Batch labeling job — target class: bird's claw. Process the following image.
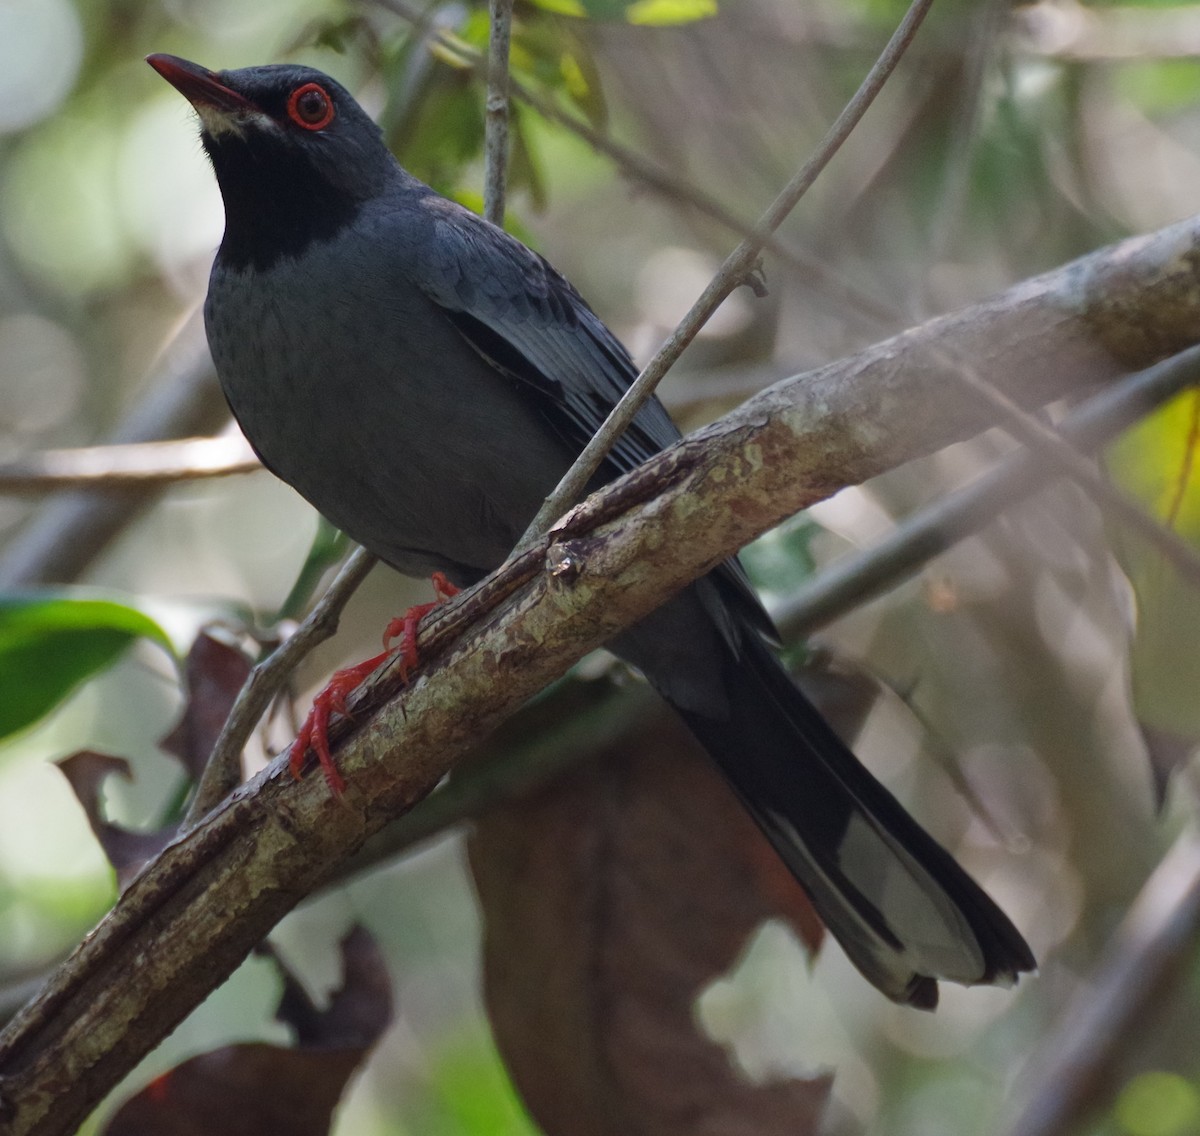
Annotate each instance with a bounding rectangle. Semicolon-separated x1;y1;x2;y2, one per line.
288;573;461;794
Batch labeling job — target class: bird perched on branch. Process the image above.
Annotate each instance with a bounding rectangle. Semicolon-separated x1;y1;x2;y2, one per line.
149;53;1034;1008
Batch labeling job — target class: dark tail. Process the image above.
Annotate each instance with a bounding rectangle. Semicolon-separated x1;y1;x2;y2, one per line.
676;633;1035;1009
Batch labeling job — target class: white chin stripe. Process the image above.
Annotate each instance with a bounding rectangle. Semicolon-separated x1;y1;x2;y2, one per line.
197;104;275;139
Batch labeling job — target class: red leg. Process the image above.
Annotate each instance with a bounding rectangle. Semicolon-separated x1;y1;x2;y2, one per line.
288;573;461;793
430;571;460;602
382;571;460;680
287;648;390;794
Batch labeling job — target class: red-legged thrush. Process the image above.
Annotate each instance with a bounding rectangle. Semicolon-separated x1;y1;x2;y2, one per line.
148;54;1035;1008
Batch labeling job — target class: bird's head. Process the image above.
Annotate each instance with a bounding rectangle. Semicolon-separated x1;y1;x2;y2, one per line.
148;55;399;269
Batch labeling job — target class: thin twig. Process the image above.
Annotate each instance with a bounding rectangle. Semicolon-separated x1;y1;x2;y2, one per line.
183;545;379;826
0;435;259;493
0;314;229;587
517;0;937;545
951;356;1200;590
483;0;514;225
926;0;1008;272
1002;827;1200;1136
776;344;1200;639
370;0;899;329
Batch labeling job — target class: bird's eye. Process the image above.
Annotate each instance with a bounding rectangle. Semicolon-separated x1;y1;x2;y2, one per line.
287;83;334;131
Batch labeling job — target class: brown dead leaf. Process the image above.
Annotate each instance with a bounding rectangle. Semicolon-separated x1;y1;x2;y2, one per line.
160;631;253;779
56;632;254;886
56;751;173;887
102;926;392;1136
272;925;394;1048
469;703;830;1136
101;1045;364;1136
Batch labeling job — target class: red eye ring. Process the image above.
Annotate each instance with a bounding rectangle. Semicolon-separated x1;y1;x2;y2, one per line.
287;82;334;131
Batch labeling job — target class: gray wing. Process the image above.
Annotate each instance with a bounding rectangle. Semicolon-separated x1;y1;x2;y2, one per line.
408;196;775;637
412;197;679;473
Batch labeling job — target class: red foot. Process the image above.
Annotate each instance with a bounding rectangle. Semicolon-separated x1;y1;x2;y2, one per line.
287;649;389;794
287;572;461;794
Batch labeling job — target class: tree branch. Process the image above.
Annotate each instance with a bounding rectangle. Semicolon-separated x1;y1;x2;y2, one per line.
1001;827;1200;1136
2;215;1200;1135
776;344;1200;639
0;313;229;588
483;0;513;226
0;435;258;493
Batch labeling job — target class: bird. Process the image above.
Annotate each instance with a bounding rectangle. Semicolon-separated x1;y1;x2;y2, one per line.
148;53;1035;1009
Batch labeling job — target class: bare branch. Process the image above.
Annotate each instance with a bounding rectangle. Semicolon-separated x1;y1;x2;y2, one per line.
483;0;514;225
1001;828;1200;1136
0;435;258;493
2;216;1200;1135
0;314;228;588
776;344;1200;639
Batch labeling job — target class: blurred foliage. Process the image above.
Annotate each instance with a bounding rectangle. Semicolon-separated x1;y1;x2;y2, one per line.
529;0;718;23
1109;391;1200;744
408;1032;542;1136
1114;1071;1200;1136
0;593;171;741
2;0;1200;1133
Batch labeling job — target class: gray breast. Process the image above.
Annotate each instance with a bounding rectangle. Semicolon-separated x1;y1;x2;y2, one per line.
204;233;575;579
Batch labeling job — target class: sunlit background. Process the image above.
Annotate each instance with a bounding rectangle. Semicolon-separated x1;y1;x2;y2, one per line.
2;0;1200;1133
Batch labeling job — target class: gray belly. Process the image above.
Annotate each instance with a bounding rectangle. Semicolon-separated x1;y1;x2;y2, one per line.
205;257;575;580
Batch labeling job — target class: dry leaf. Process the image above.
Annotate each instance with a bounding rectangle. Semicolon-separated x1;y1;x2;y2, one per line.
56;751;172;887
56;632;254;885
469;702;830;1136
160;632;253;779
103;926;392;1136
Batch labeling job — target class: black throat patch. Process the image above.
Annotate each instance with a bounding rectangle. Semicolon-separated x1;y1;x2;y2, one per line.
206;129;364;273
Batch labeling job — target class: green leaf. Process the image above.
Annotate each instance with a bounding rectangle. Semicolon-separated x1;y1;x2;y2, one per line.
625;0;717;25
0;593;173;741
1107;390;1200;741
527;0;716;22
528;0;588;15
275;519;351;623
1115;1071;1200;1136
